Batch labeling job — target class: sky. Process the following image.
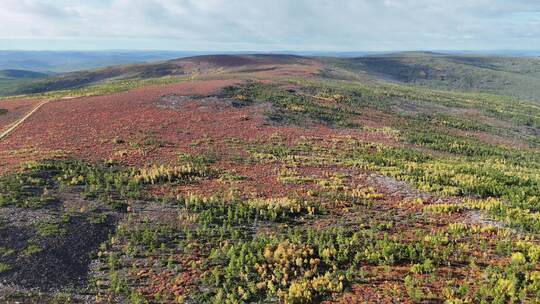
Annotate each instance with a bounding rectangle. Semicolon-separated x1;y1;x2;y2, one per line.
1;0;540;51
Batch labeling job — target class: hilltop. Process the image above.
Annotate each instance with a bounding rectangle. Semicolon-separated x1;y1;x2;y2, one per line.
2;54;317;96
4;52;540;104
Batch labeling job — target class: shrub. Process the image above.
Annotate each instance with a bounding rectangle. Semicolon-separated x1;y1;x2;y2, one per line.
247;197;316;219
133;163;211;184
0;262;12;273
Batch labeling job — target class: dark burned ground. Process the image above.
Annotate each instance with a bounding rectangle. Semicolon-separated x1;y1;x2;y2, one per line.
0;214;116;290
156;93;254;112
0;169;120;302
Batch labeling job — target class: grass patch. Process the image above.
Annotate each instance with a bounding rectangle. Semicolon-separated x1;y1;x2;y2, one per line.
0;262;12;273
36;221;66;238
22;244;42;256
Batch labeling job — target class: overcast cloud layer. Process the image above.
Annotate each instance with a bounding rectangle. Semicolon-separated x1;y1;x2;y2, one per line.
1;0;539;51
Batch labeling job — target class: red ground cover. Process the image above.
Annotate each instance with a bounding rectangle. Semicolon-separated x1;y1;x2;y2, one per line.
0;77;398;178
0;99;41;132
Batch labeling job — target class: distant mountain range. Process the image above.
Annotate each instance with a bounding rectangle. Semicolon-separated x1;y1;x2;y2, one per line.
0;51;209;73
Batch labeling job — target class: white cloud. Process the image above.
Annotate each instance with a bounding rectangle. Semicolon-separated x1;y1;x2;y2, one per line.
0;0;539;50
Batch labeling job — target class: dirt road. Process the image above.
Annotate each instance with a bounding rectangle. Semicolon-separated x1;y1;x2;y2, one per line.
0;99;50;141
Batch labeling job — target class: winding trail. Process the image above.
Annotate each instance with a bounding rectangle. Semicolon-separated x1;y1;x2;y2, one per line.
0;99;50;141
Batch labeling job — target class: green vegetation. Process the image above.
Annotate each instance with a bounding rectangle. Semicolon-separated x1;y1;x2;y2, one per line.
1;55;540;302
0;168;57;208
0;152;215;210
36;221;66;238
21;244;42;257
0;262;12;273
329;53;540;102
202;226;471;303
92;183;540;303
223;80;540;147
251;135;540;234
0;69;48;96
221;82;361;128
7;76;190;100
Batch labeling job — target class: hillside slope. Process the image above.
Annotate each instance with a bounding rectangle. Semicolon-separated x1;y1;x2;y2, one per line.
4;52;540;104
331;52;540;101
1;52;540;302
0;69;49;97
0;69;48;80
2;54;316;96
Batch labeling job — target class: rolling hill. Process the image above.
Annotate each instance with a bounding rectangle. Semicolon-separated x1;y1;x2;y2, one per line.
0;69;48;80
4;52;540;104
0;69;49;97
0;54;316;96
330;52;540;102
0;53;539;303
